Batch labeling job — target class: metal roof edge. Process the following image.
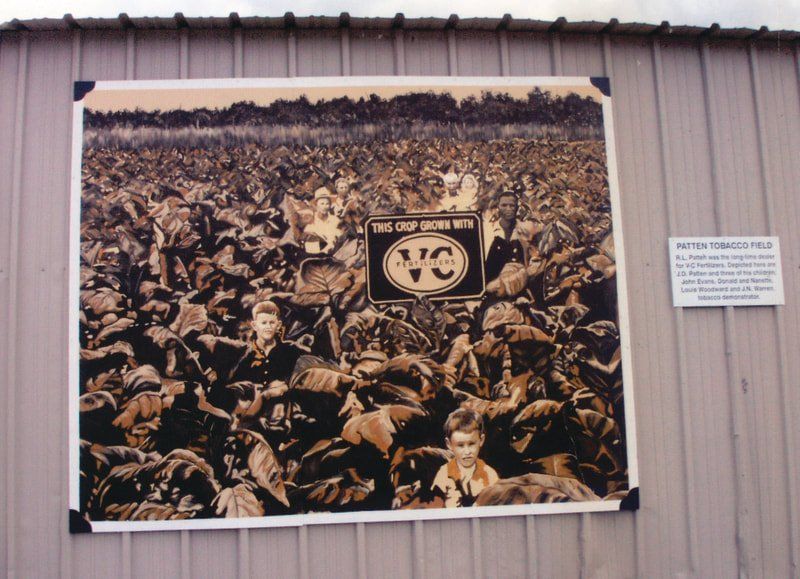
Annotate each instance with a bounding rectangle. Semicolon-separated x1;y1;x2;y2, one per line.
1;13;798;42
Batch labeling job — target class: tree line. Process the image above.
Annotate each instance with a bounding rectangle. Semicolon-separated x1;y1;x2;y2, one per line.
85;89;603;131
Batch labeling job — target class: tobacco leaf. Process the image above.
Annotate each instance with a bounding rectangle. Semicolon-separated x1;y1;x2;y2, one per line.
212;484;265;518
91;317;135;347
123;364;162;394
79;134;625;516
292;468;375;510
481;301;525;332
475;473;599;505
80;287;124;316
486;262;528;297
291;366;361;396
341;405;427;458
291;257;353;307
80;341;135;361
229;429;289;507
169;303;209;337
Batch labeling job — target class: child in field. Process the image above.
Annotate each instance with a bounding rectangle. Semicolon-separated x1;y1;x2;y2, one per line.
432;408;499;507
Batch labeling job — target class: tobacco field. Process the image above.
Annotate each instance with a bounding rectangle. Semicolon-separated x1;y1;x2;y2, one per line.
78;97;630;522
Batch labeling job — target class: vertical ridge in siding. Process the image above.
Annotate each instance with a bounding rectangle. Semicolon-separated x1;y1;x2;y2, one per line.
412;519;425;578
478;516;527;578
455;30;502;76
764;43;800;578
421;519;473;578
1;34;25;579
134;31;180;79
651;36;699;574
661;38;737;578
749;42;798;577
61;30;81;579
361;522;415;577
15;33;72;579
80;30;127;80
403;30;448;76
558;33;604;75
188;29;234;79
700;39;761;578
349;30;395;76
611;36;693;578
243;30;289;78
297;29;341;77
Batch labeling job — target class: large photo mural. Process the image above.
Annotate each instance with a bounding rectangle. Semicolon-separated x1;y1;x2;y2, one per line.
69;77;638;532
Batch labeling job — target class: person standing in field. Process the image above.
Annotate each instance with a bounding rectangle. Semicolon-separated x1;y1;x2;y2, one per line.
302;186;343;254
332;177;351;217
438;171;480;212
432;408;499;507
482;190;530;282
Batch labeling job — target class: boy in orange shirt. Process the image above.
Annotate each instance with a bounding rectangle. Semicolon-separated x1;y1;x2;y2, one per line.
432;408;499;507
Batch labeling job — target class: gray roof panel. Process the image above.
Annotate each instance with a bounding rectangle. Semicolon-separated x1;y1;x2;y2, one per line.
1;13;798;40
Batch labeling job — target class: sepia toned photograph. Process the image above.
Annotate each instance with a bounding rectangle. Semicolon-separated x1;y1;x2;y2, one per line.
69;77;638;532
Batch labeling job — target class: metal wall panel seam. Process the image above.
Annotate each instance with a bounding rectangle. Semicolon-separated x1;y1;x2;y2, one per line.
341;27;351;76
355;523;367;579
412;519;425;578
234;28;243;78
578;513;589;578
180;530;190;579
238;528;250;579
288;29;297;78
601;35;612;79
120;533;131;579
447;28;457;75
628;42;664;576
298;525;309;579
498;29;510;76
747;42;799;575
61;30;81;579
603;34;642;579
470;517;482;579
550;32;562;76
4;34;27;579
525;514;538;578
700;39;755;577
125;29;135;81
393;29;405;75
179;29;188;79
651;37;699;575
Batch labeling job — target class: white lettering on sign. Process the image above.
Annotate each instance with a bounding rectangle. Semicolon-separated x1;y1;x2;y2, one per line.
669;236;784;307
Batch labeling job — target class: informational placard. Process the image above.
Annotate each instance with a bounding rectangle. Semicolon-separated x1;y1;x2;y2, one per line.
669;237;784;307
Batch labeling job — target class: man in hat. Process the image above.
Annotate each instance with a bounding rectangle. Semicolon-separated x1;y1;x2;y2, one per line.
303;186;343;254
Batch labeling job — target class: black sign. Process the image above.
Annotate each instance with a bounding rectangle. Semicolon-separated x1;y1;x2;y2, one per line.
365;212;485;304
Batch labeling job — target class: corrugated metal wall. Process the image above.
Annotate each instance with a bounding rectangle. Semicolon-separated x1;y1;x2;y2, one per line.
1;20;799;578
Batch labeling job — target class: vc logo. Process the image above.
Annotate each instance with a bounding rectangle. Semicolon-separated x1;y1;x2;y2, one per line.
383;233;468;294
